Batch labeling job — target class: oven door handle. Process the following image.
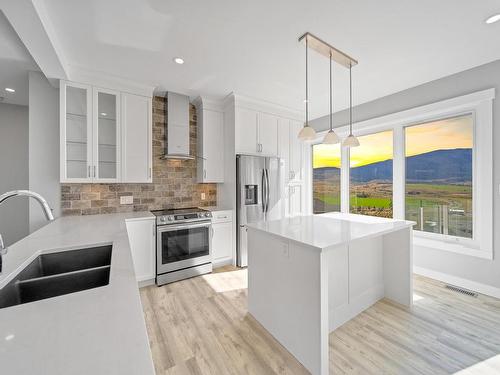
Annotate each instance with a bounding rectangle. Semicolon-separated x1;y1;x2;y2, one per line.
157;221;212;233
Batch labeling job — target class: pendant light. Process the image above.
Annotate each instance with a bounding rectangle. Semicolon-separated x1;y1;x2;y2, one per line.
323;51;340;144
342;63;360;147
298;36;316;141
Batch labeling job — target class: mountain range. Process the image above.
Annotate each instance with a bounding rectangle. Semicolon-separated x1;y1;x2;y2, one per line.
313;148;472;183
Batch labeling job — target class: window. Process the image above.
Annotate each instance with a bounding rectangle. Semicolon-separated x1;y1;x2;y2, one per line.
405;114;473;239
312;143;341;214
307;88;493;259
350;130;393;218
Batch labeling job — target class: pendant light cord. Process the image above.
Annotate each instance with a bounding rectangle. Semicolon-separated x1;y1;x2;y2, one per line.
349;63;353;135
329;51;333;132
305;37;309;126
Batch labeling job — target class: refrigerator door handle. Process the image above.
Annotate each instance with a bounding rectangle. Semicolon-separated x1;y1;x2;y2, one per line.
261;169;266;213
265;168;270;213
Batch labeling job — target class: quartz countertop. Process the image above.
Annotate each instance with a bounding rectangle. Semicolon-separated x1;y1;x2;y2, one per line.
202;205;233;212
0;212;155;375
247;212;415;250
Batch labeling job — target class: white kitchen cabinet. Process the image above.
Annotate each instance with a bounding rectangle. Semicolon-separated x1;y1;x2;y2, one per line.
278;118;303;186
278;118;290;179
235;107;278;156
235;107;258;154
121;93;152;183
126;217;156;284
289;184;303;217
60;80;152;183
289;120;303;183
195;98;224;183
211;210;233;266
60;81;93;182
93;87;121;182
258;112;279;156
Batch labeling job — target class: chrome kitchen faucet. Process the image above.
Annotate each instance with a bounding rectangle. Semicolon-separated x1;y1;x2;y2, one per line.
0;190;55;273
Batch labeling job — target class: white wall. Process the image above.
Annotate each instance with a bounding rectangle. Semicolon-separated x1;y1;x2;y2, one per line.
28;71;60;232
310;59;500;293
0;102;29;246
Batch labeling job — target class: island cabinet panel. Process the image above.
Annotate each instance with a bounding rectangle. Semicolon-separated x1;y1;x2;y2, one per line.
126;217;156;284
246;213;414;375
327;237;385;331
247;228;329;375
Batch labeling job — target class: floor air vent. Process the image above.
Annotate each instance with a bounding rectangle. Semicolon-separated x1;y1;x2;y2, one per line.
445;284;478;297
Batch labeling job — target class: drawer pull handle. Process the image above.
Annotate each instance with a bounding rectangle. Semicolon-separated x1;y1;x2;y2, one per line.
217;215;228;219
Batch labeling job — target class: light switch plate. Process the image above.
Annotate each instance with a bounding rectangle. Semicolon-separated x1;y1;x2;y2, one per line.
201;192;206;200
120;195;133;205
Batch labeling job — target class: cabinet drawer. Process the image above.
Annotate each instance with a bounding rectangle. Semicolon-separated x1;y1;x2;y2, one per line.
211;210;233;223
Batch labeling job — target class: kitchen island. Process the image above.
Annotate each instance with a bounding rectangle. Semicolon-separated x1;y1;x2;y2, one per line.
0;212;155;375
247;212;415;375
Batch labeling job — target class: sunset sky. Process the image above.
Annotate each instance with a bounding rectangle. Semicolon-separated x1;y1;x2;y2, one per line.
313;114;473;169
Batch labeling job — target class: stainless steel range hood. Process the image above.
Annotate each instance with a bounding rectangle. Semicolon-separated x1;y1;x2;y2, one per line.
161;92;194;160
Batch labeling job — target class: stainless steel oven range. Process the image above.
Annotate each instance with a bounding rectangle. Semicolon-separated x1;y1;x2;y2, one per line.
152;208;213;285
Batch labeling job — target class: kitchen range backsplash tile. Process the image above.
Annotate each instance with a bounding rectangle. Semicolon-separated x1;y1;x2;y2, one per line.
61;97;217;216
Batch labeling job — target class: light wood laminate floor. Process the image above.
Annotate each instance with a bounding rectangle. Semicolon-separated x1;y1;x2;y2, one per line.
140;267;500;374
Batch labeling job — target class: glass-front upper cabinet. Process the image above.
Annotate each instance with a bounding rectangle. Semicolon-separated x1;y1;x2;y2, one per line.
60;81;93;182
60;82;121;182
93;88;120;182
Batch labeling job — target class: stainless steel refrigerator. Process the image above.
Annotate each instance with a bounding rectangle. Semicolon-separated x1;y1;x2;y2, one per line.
236;155;281;267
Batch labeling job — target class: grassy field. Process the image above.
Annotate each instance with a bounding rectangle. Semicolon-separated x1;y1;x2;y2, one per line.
314;181;472;236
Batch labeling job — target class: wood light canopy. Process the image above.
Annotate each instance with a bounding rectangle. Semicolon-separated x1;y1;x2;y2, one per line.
298;32;358;69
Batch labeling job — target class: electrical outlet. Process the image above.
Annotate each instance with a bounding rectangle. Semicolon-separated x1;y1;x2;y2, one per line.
201;192;206;200
120;195;133;205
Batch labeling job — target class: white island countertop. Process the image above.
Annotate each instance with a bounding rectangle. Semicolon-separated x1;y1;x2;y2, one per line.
0;212;155;375
247;212;415;250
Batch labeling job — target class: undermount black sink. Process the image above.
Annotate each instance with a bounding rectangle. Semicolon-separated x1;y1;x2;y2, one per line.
0;245;112;309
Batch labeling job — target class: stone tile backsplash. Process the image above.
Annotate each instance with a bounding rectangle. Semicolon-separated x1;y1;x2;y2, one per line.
61;96;217;216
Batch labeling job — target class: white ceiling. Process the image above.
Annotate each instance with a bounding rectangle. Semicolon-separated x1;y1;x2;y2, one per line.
38;0;500;119
0;10;39;106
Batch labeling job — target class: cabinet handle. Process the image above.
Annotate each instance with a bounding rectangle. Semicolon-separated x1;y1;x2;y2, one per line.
204;169;207;179
88;165;91;178
149;167;152;179
93;165;96;178
217;215;227;219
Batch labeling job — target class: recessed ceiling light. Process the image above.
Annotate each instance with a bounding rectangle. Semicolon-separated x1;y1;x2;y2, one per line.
173;57;185;65
485;14;500;24
5;88;15;93
100;112;107;116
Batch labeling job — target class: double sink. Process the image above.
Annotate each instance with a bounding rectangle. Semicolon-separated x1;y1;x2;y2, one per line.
0;245;112;309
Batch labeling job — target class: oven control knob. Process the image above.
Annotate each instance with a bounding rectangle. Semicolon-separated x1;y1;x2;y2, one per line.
159;217;166;223
168;216;174;221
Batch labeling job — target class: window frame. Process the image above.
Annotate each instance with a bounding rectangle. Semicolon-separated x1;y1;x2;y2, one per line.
306;88;494;259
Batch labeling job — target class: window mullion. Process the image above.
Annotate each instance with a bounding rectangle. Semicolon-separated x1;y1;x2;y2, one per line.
393;126;405;220
341;145;350;213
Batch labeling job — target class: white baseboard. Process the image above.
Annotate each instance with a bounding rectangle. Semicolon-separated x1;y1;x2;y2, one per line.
414;266;500;299
138;278;155;288
212;258;233;268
